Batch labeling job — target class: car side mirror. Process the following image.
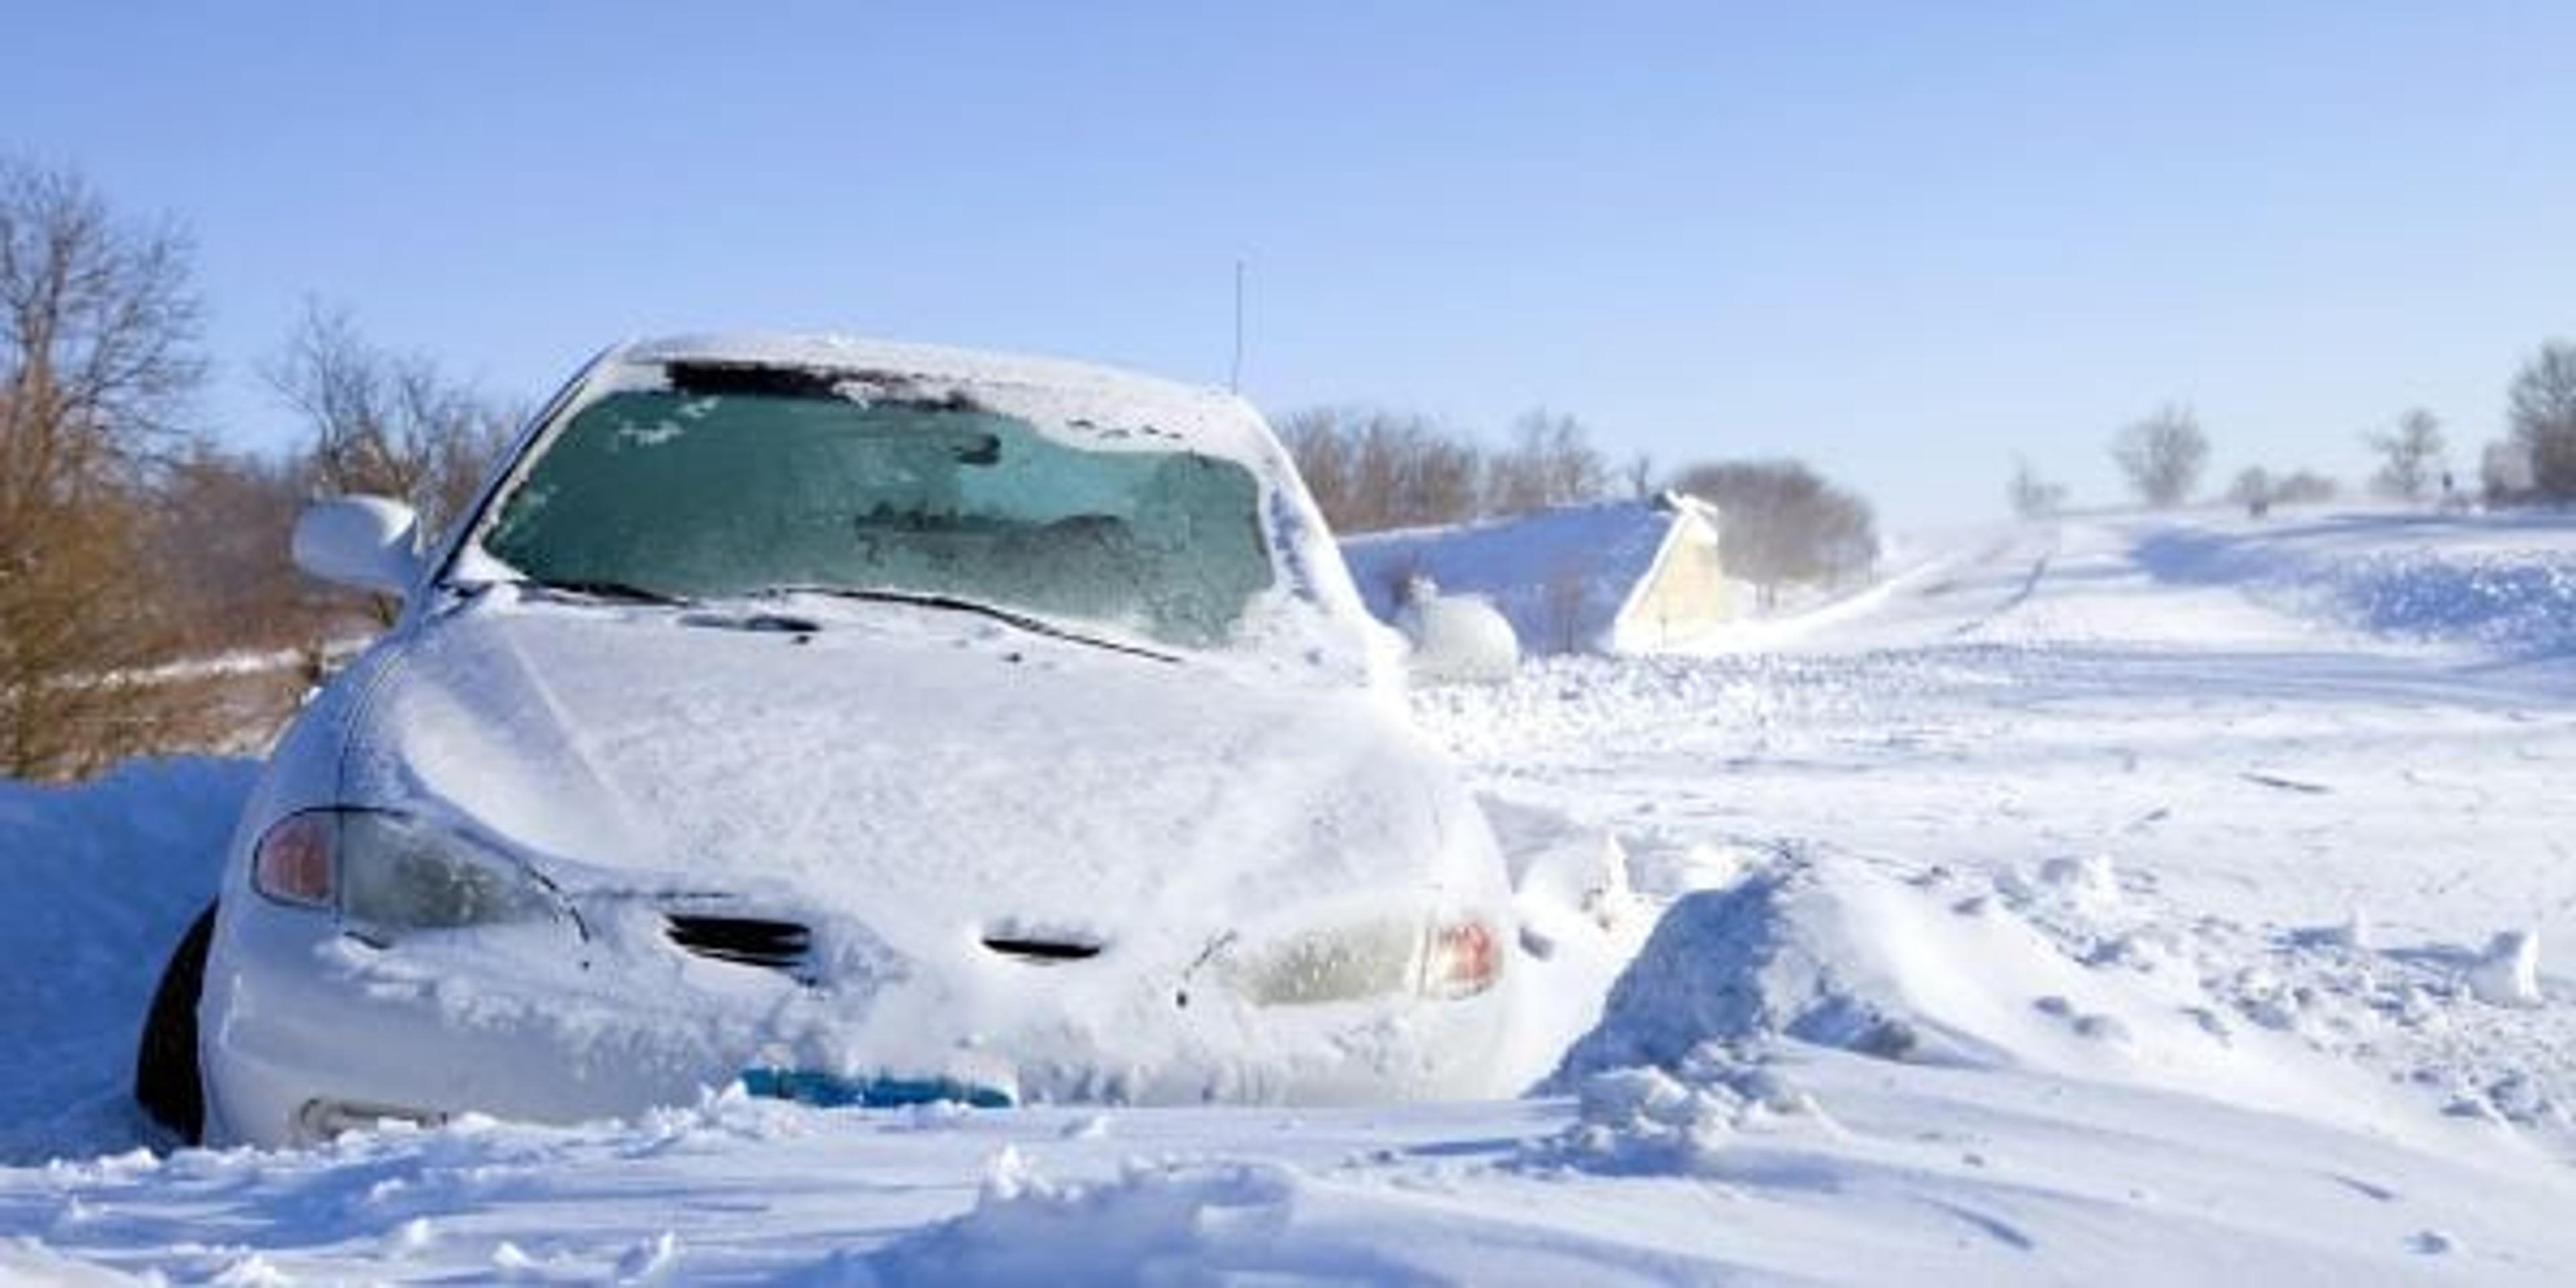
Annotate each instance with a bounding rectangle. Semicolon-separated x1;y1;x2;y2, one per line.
1401;594;1521;684
292;496;425;598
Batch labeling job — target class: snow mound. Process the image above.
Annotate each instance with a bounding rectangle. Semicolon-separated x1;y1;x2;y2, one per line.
2467;930;2544;1008
1548;851;2432;1135
1551;1065;1736;1175
854;1155;1324;1285
1549;855;2177;1084
1519;1050;1831;1178
1547;866;1925;1081
0;758;256;1163
1396;591;1521;684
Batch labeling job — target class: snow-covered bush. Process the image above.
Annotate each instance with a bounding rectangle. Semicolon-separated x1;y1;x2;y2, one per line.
1397;590;1520;684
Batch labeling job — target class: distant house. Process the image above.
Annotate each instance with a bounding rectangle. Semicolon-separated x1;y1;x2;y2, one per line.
1339;493;1741;655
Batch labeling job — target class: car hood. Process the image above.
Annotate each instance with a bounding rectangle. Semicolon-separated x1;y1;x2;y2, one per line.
337;592;1486;961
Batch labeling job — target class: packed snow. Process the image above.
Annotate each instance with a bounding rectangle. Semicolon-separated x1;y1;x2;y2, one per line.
7;505;2576;1282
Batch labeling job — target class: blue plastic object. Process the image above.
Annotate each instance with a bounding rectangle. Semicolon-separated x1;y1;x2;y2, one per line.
738;1067;1015;1110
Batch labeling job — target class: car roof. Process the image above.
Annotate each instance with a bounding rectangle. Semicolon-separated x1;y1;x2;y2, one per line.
606;333;1278;464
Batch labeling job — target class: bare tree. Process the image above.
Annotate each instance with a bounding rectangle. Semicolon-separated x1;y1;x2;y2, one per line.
1277;405;1487;533
1283;402;1620;533
1538;560;1593;653
1670;458;1878;608
2008;457;2068;519
2507;341;2576;500
1386;417;1484;528
1278;406;1354;519
2227;466;2273;517
1344;411;1480;531
2224;464;2336;517
2363;408;2446;500
2270;470;2338;505
2482;438;2534;504
2110;405;2208;508
1621;452;1656;500
267;300;517;539
150;443;319;653
1485;409;1609;517
0;158;207;779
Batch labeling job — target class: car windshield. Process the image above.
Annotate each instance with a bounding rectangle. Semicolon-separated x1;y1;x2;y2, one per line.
478;386;1275;649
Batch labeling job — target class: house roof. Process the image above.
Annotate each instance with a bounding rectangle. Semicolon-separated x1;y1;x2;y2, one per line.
1338;494;1717;652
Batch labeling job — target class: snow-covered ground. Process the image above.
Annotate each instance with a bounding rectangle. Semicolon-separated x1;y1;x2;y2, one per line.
7;506;2576;1283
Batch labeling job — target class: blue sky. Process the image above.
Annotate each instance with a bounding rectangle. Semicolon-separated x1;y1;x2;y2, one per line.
13;1;2576;526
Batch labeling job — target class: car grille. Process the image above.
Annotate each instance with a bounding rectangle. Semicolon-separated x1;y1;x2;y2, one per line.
665;914;814;977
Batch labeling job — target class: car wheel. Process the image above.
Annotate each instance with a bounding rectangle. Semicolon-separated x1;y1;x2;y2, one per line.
134;902;217;1145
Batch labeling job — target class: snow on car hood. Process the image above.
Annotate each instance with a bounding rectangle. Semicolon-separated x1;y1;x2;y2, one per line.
337;591;1487;963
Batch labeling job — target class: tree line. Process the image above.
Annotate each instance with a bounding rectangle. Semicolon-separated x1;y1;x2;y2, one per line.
2013;355;2576;519
1;158;515;779
1278;405;1617;533
1281;405;1879;605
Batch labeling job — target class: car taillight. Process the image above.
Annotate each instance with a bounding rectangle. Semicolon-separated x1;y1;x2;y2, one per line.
1419;916;1501;999
252;813;336;908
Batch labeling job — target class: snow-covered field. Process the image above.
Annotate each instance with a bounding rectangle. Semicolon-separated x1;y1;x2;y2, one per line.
7;506;2576;1283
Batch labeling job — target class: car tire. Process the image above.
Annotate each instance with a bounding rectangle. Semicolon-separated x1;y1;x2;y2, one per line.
134;902;217;1145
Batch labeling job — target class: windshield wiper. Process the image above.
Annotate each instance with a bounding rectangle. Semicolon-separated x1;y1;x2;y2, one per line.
754;585;1177;663
518;578;696;606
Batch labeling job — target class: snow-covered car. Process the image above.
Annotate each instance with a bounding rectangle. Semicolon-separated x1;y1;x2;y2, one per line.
133;335;1517;1147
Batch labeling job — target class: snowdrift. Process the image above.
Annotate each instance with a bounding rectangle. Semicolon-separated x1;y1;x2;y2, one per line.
0;758;253;1165
2135;510;2576;660
1548;851;2446;1142
9;510;2576;1280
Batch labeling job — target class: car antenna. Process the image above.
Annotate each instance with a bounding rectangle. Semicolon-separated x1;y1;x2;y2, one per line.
1230;257;1246;394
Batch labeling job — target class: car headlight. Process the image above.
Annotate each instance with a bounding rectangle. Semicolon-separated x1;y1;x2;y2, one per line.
252;808;561;937
1224;909;1503;1006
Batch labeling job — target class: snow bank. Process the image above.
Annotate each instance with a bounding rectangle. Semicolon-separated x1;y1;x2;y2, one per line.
0;758;255;1163
2134;512;2576;659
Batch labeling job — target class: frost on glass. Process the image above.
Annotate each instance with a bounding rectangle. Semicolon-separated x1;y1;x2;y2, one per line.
483;390;1273;648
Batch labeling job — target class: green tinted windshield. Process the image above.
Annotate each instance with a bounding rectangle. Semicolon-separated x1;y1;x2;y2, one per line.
481;389;1274;648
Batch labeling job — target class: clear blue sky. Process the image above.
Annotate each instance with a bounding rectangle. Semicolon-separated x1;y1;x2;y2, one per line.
13;1;2576;527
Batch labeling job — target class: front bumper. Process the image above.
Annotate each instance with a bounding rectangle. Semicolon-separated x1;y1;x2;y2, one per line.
199;895;1516;1148
201;901;744;1145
